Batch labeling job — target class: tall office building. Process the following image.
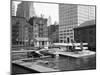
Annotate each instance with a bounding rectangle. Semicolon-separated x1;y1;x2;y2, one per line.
16;1;36;20
12;1;16;16
59;4;95;43
47;16;52;26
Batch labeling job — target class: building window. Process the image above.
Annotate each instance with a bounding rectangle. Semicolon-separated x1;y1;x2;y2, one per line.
64;37;66;38
35;35;37;38
60;34;63;36
67;30;69;32
64;40;66;43
60;37;63;39
67;33;69;35
60;40;63;43
15;22;20;26
64;33;66;35
70;29;73;32
70;33;73;35
77;30;80;36
70;36;73;38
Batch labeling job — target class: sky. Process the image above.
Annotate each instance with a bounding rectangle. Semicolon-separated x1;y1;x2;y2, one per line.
34;3;59;24
13;1;59;24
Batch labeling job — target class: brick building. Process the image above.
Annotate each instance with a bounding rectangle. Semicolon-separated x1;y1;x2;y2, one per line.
12;16;32;46
29;16;50;47
48;25;59;43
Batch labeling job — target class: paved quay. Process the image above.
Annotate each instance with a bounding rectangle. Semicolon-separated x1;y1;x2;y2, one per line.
48;50;96;58
12;60;59;73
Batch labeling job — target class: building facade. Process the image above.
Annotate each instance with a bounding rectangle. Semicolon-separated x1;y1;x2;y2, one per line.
47;16;52;26
12;16;32;46
74;20;96;51
29;16;50;47
48;25;59;43
12;1;16;16
16;1;36;20
59;4;95;43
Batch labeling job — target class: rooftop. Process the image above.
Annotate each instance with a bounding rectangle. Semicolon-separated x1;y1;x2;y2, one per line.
35;37;49;41
76;19;96;28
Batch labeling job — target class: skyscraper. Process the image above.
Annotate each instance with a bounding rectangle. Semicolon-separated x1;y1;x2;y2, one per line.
59;4;95;43
47;16;52;26
16;1;36;20
12;1;16;16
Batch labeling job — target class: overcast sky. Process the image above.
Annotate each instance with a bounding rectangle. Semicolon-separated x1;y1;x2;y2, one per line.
34;2;59;24
13;1;59;24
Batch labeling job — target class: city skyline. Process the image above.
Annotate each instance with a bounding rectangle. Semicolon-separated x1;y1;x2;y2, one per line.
12;1;95;25
12;1;59;24
11;1;96;74
16;1;36;20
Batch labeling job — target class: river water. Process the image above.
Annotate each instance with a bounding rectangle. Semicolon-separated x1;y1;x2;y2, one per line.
37;55;96;71
12;55;96;75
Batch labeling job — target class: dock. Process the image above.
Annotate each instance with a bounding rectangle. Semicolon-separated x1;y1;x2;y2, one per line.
12;50;96;73
49;50;96;58
12;60;59;73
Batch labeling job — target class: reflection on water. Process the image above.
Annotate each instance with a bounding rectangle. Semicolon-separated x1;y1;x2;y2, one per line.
37;56;96;71
22;55;96;71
